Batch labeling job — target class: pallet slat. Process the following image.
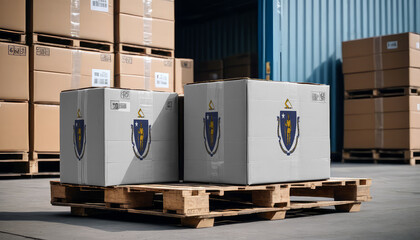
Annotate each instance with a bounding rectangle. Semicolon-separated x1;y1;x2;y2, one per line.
32;33;113;53
0;29;26;44
345;87;420;99
117;43;174;58
343;149;420;165
50;178;371;228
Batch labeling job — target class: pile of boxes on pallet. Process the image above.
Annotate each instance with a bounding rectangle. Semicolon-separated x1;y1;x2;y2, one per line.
0;0;193;176
342;32;420;161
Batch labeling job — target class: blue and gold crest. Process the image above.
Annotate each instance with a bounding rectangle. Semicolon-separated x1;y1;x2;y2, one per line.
131;108;151;160
277;99;300;156
73;109;86;160
203;100;221;157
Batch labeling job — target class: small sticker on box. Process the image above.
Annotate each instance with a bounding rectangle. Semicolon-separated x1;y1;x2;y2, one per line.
92;69;111;87
122;56;132;64
417;104;420;111
312;91;326;102
36;46;50;56
387;41;398;49
155;72;169;88
110;100;130;112
8;45;26;56
417;42;420;49
100;54;112;62
91;0;108;12
120;90;130;99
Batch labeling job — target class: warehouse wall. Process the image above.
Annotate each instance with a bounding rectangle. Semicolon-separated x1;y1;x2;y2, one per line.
261;0;420;153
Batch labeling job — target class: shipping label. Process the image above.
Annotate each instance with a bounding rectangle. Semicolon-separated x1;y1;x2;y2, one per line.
155;72;169;88
122;56;132;64
100;54;112;62
311;91;326;102
36;46;50;56
92;69;111;87
181;61;192;68
110;100;130;112
91;0;108;12
120;90;130;99
8;45;26;56
386;41;398;49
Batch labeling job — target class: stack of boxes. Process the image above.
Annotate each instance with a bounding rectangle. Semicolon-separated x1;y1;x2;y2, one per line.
28;0;114;172
342;32;420;163
0;0;30;175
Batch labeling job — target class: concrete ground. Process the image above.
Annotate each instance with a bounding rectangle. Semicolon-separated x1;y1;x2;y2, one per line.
0;163;419;240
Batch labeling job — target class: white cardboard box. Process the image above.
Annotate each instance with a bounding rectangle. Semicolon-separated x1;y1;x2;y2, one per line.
60;88;178;186
184;79;330;185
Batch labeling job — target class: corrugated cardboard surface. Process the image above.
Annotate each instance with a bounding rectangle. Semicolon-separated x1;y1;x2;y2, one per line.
31;45;114;103
344;129;420;149
175;58;194;95
344;68;420;91
0;42;28;101
31;104;60;152
184;79;330;185
0;0;25;32
117;14;174;50
0;102;29;151
115;53;174;92
344;96;419;115
60;88;178;186
116;0;174;21
32;0;113;42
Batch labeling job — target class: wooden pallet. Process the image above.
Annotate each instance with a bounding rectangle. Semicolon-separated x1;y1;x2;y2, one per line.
117;43;174;58
344;87;420;99
32;33;113;52
50;178;371;228
0;28;26;44
0;152;60;178
343;149;420;166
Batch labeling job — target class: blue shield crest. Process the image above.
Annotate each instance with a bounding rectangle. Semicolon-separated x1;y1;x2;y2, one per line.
277;110;300;156
203;112;221;157
73;119;86;160
131;119;151;160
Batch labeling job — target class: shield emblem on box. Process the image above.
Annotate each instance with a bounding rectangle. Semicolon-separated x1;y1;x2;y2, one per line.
73;110;86;160
131;109;151;160
203;100;221;157
277;99;300;156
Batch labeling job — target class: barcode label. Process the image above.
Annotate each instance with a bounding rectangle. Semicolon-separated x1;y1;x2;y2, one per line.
312;91;326;102
91;0;108;12
110;100;130;112
92;69;111;87
155;72;169;88
387;41;398;49
8;45;26;56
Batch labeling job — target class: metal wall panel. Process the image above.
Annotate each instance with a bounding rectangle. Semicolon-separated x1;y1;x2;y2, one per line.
260;0;420;152
176;9;258;62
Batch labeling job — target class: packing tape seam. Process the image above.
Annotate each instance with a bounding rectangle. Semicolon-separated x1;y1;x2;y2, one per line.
143;0;152;18
71;50;82;89
374;98;384;148
143;0;153;46
70;0;81;38
144;56;151;90
374;70;384;89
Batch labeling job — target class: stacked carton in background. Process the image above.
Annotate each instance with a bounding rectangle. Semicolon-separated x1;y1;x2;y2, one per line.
342;32;420;165
0;0;30;176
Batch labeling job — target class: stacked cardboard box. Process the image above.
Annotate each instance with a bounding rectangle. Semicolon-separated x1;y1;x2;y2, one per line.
223;54;258;79
27;0;115;159
195;60;223;82
342;32;420;152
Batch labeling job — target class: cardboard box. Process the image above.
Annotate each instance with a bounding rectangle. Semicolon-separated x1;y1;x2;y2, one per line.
195;60;223;81
344;68;420;91
31;0;113;43
0;0;26;32
60;88;178;186
344;129;420;149
342;49;420;74
223;54;258;79
31;104;60;152
175;58;194;95
115;53;174;92
31;45;114;104
116;0;174;21
116;14;174;50
342;32;420;58
184;79;330;185
0;102;29;151
0;42;28;101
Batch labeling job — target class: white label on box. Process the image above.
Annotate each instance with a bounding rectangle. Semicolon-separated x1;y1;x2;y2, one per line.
155;72;169;88
92;69;111;87
311;91;326;102
110;100;130;112
387;41;398;49
417;42;420;49
417;104;420;111
91;0;109;12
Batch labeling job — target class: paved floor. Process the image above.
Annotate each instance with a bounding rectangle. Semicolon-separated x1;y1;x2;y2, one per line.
0;163;419;240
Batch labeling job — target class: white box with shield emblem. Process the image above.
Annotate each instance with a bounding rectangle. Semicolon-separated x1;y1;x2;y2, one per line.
60;88;178;186
184;79;330;185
